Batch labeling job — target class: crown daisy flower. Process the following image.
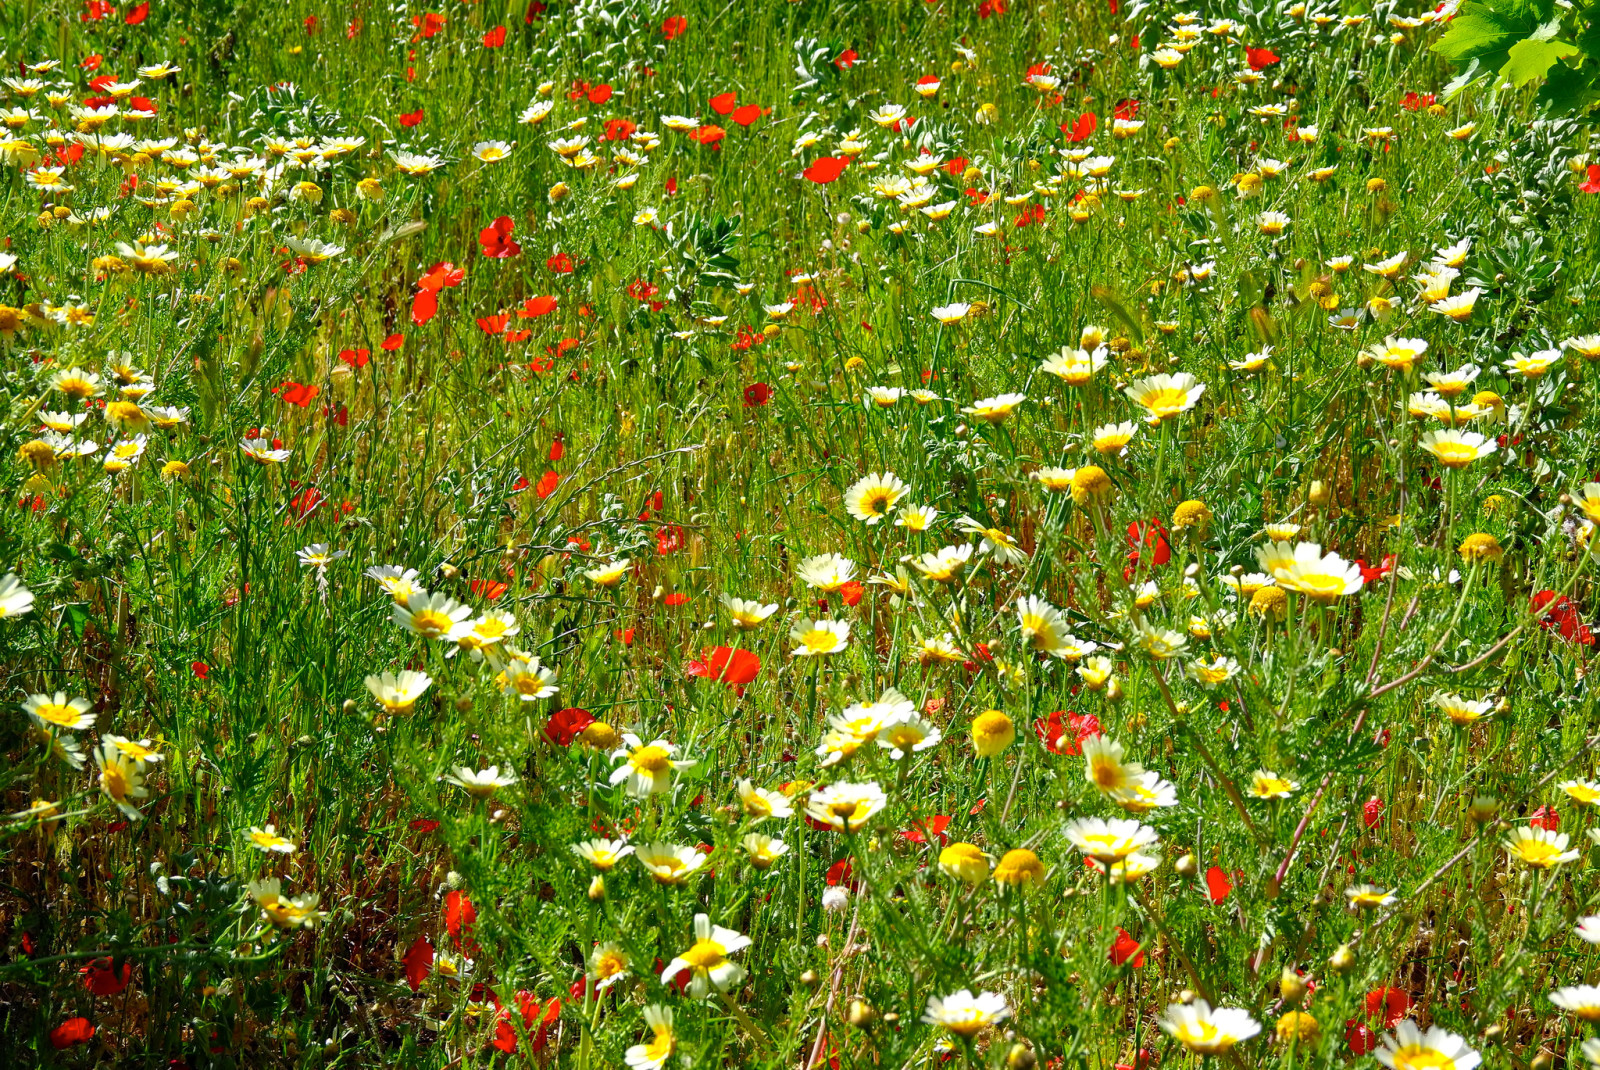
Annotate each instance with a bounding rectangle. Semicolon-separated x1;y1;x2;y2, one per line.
584;558;630;586
1364;336;1428;372
97;737;149;819
570;837;635;870
895;504;939;532
444;766;517;799
1431;691;1493;726
1271;543;1364;602
1108;771;1179;813
662;914;751;998
1550;986;1600;1021
625;1006;676;1070
1124;372;1205;421
499;657;559;701
805;781;888;832
1418;429;1496;468
955;516;1028;564
1040;345;1109;386
1248;770;1299;799
1185;656;1240;689
364;670;433;715
1063;816;1159;863
1503;826;1581;869
610;734;696;797
922;990;1010;1038
1160;1001;1261;1054
393;592;472;639
737;779;794;821
961;393;1026;423
790;618;850;656
1375;1021;1480;1070
844;471;910;524
722;594;778;629
1084;736;1145;792
1345;883;1397;910
1559;779;1600;807
742;834;789;869
1092;421;1140;456
248;825;298;853
796;554;857;592
635;842;710;885
22;692;95;731
910;544;973;582
876;713;942;760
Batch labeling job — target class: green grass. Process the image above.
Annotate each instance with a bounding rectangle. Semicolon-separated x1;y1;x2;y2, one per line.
1;0;1600;1067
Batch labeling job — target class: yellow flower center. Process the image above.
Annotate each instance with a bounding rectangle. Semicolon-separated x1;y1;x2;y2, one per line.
680;938;727;969
631;744;672;774
411;610;454;637
1391;1046;1456;1070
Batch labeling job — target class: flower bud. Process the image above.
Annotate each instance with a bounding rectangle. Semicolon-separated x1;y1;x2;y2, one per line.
588;875;605;900
1007;1043;1037;1070
1328;943;1356;973
847;1000;877;1027
1175;853;1197;876
1279;967;1308;1007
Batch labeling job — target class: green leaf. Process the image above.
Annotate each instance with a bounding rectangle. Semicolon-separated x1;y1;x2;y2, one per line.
1537;61;1600;114
1503;37;1579;86
1432;0;1561;74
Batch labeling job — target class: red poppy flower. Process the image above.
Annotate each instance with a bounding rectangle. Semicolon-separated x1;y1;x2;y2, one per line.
1356;555;1396;583
804;157;849;183
418;261;464;292
710;91;738;115
399;108;424;127
901;814;951;845
1400;92;1436;111
686;646;761;691
477;314;509;336
604;117;637;141
1036;710;1101;755
546;252;575;274
1062;111;1097;143
534;470;560;498
1245;47;1280;69
661;15;688;38
743;382;773;407
443;891;476;945
1582;165;1600;194
338;347;370;368
1114;98;1140;120
275;381;320;408
1346;1020;1378;1055
125;1;149;24
834;49;859;68
479;215;521;258
51;1018;94;1049
191;661;210;679
656;524;686;555
493;992;560;1053
587;83;613;104
471;578;509;601
1109;928;1145;967
1205;865;1232;903
1530;806;1560;831
1363;797;1385;829
409;818;441;832
482;25;506;47
81;957;131;995
1533;590;1596;644
289;486;323;519
1364;987;1411;1027
730;104;764;127
403;935;433;992
382;333;405;351
518;295;558;318
545;707;595;746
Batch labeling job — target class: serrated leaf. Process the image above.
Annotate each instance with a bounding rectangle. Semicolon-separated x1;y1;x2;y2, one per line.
1503;37;1579;86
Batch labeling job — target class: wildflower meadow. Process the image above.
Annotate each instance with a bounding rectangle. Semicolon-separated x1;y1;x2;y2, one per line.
6;0;1600;1066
